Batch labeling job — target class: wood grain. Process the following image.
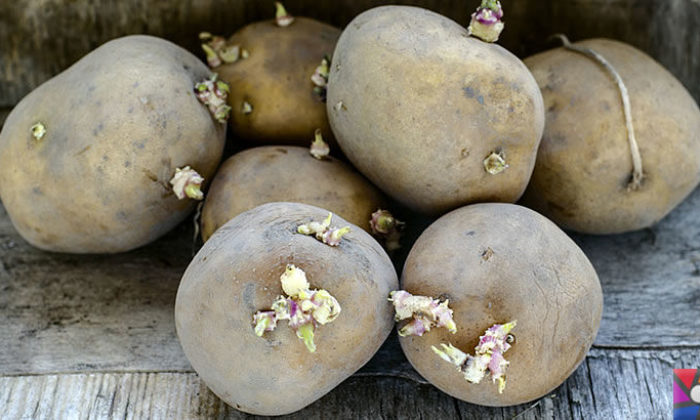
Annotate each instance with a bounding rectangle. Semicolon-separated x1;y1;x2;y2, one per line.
0;129;697;416
3;181;700;376
574;181;700;347
0;347;681;419
1;1;698;417
1;0;699;107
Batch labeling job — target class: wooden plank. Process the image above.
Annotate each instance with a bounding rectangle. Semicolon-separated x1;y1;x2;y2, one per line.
1;0;699;107
0;0;467;107
0;3;696;417
0;203;196;375
0;348;682;419
3;182;700;374
573;180;700;347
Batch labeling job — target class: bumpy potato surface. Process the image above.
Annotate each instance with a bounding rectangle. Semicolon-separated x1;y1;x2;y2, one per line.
200;146;387;241
400;203;602;406
327;6;544;215
218;18;340;146
0;35;225;253
522;39;700;234
176;202;398;415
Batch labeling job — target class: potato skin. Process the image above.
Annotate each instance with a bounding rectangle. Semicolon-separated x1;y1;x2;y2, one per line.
175;202;398;415
400;203;602;406
327;6;544;215
200;146;387;241
0;35;225;253
522;39;700;234
218;18;340;146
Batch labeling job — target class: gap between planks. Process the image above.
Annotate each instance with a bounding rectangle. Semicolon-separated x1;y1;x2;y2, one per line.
0;346;682;420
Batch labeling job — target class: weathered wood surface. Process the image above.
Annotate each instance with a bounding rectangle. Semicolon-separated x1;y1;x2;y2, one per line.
0;183;699;418
3;183;700;375
0;347;682;419
1;1;699;418
1;114;699;415
1;0;699;107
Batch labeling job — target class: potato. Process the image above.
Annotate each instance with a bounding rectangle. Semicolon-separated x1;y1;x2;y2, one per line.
326;6;544;215
208;13;340;146
521;38;700;234
175;202;398;415
200;145;388;241
398;203;602;406
0;35;225;253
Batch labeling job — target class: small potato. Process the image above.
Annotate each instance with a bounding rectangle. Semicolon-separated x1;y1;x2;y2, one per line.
327;6;544;215
399;203;602;406
522;38;700;234
211;16;340;145
0;35;226;253
200;145;387;241
175;202;398;415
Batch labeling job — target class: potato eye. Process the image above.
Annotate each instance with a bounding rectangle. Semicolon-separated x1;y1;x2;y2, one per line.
506;334;515;344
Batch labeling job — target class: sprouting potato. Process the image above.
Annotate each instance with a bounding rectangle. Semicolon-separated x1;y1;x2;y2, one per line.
202;4;340;146
522;38;700;234
327;5;544;215
0;35;226;253
175;202;398;415
200;145;387;241
398;203;602;406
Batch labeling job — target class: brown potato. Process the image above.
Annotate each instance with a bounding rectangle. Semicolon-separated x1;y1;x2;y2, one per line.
0;35;225;253
200;145;387;241
399;203;602;406
175;202;398;415
213;17;340;146
522;38;700;234
327;6;544;215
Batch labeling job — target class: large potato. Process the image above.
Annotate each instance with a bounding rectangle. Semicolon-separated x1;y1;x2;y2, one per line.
175;202;398;415
522;39;700;234
213;16;340;145
399;203;602;406
327;6;544;215
200;145;387;241
0;35;225;253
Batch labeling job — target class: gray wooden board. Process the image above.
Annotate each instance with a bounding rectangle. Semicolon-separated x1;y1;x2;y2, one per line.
1;0;699;106
0;348;683;419
3;183;700;375
0;135;698;418
0;184;699;418
573;189;700;347
2;1;700;415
